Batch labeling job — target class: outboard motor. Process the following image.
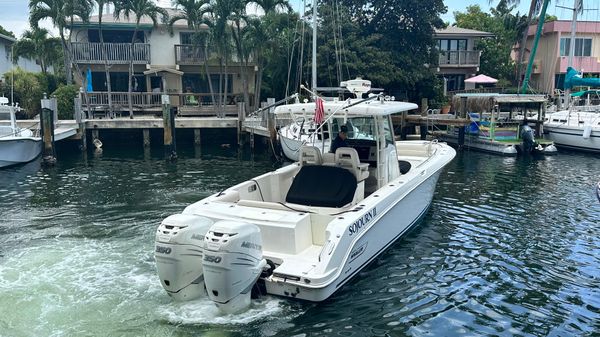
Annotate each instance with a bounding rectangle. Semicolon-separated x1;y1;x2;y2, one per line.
202;221;267;314
155;214;214;301
520;124;537;153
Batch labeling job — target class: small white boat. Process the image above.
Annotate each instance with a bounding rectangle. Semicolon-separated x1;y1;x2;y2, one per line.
0;97;41;168
154;94;456;313
544;109;600;152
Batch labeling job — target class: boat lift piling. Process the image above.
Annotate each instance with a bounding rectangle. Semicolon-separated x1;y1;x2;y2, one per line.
162;95;177;161
420;98;428;140
74;96;87;151
458;96;468;148
40;95;57;165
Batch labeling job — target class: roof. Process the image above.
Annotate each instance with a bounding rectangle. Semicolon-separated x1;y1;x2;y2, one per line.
434;26;494;38
0;33;16;44
454;93;547;103
274;100;418;116
71;8;189;29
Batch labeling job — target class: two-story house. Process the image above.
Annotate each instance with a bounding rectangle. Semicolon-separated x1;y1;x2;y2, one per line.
69;8;255;116
434;26;494;92
520;20;600;94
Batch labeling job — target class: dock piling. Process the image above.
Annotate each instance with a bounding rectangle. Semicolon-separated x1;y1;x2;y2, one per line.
420;98;428;140
143;129;151;147
40;95;57;165
458;96;467;148
162;95;177;161
194;129;201;146
74;96;87;151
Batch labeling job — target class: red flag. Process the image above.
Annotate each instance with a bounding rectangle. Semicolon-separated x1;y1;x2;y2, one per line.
314;97;325;124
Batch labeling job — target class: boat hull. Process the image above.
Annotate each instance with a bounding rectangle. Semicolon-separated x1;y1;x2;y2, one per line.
544;125;600;152
264;168;442;301
0;137;42;168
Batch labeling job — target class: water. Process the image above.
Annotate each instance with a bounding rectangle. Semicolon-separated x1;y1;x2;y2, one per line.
0;145;599;337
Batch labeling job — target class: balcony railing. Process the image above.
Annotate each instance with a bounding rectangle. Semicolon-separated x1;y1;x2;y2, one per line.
175;44;207;65
438;50;480;67
71;42;151;64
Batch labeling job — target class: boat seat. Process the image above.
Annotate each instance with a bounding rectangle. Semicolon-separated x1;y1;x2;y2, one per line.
286;165;357;208
335;147;369;182
299;146;322;165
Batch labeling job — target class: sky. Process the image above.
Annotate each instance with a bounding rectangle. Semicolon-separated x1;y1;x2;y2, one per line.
1;0;591;39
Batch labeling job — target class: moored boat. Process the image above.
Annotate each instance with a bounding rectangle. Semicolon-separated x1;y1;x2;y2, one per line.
154;94;456;313
0;97;41;168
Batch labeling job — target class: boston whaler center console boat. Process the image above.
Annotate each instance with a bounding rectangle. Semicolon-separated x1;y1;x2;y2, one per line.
155;86;456;313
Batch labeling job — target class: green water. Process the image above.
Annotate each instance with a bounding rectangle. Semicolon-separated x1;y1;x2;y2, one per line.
0;144;599;336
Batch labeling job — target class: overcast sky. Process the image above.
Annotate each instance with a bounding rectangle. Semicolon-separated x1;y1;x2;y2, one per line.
1;0;587;39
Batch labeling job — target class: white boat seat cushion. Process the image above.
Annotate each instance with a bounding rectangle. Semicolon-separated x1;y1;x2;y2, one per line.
299;145;322;165
335;147;369;181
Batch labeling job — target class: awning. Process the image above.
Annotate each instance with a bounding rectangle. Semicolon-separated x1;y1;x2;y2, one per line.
464;74;498;84
143;67;184;76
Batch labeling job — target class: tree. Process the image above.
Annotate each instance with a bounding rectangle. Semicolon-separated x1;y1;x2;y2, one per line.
169;0;217;108
113;0;168;118
29;0;93;83
93;0;115;115
0;25;15;38
13;28;62;75
1;69;44;118
334;0;447;101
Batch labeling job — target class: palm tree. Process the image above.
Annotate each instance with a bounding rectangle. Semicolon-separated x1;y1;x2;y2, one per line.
113;0;168;118
202;0;244;116
169;0;217;108
93;0;115;115
13;27;61;74
29;0;93;83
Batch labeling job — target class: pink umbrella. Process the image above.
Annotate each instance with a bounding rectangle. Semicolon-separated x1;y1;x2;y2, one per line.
464;74;498;84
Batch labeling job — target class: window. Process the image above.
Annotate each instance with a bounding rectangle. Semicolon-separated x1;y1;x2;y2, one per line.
560;37;592;56
437;39;468;51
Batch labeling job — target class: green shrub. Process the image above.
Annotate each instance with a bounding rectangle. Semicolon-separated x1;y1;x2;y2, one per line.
1;68;44;118
51;85;79;120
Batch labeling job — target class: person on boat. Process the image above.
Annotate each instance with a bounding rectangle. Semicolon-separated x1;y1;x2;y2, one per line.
330;125;349;153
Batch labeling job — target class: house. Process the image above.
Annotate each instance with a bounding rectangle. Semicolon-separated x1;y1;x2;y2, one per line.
520;20;600;94
0;33;48;82
434;27;494;92
69;8;256;117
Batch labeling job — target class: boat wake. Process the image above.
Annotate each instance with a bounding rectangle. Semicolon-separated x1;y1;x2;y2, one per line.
157;296;295;325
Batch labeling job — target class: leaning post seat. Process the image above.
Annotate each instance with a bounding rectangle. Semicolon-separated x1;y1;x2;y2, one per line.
334;147;369;181
299;146;323;165
286;166;357;208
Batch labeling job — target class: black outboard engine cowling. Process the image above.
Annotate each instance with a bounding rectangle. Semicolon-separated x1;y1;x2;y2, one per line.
520;125;536;153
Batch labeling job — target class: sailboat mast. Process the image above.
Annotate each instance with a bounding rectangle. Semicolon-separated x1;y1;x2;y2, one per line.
312;0;317;91
565;0;580;109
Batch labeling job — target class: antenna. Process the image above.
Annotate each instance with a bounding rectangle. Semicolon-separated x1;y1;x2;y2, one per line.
11;43;14;106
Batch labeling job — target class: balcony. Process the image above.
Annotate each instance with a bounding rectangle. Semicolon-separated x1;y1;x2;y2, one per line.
438;51;481;68
175;44;207;65
71;42;151;64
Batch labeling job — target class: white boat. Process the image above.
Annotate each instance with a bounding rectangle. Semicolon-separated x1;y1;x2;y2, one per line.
544;69;600;152
544;109;600;152
278;78;377;161
278;113;330;162
154;95;456;313
0;97;41;168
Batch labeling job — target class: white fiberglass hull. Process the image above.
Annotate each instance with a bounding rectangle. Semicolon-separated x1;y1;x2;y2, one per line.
544;124;600;152
544;110;600;152
264;166;443;301
0;137;42;168
181;141;455;302
279;125;329;162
